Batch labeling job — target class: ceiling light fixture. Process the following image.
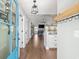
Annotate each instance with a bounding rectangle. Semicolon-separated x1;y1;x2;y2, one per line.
31;0;38;14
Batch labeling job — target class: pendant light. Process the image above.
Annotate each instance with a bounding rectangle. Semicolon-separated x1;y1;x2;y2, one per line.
31;0;38;14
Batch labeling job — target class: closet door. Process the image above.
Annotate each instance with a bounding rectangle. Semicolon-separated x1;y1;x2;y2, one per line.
57;16;79;59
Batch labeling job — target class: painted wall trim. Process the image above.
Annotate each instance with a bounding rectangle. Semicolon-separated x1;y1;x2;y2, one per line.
54;3;79;21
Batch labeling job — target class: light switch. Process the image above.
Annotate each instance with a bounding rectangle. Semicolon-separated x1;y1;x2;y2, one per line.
74;30;79;38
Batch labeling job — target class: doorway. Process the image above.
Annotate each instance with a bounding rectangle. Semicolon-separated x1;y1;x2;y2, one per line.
38;24;45;36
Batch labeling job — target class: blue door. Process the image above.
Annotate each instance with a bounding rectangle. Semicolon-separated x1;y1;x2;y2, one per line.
0;0;19;59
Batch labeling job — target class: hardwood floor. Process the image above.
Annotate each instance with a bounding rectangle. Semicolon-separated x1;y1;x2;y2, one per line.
20;34;57;59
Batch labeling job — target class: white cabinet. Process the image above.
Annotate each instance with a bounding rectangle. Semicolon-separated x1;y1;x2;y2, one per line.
46;32;57;48
44;26;57;49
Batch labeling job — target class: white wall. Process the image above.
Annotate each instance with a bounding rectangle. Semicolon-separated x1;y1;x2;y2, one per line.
19;12;23;48
24;16;29;47
28;19;31;38
57;16;79;59
19;11;31;48
57;0;79;13
34;26;38;34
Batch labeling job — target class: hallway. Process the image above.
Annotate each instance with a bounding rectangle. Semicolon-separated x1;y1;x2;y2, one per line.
20;34;57;59
0;0;79;59
26;35;57;59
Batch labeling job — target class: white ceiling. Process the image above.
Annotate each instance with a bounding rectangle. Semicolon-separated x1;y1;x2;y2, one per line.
20;0;57;26
30;15;56;26
20;0;57;15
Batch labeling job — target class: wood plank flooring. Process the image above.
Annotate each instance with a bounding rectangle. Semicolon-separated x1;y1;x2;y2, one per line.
20;35;57;59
